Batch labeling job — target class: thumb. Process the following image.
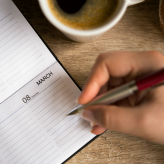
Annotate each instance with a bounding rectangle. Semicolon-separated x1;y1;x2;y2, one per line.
82;105;143;137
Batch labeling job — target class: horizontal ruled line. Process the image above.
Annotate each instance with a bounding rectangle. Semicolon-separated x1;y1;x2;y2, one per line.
61;126;90;153
31;84;66;111
8;133;45;162
0;38;30;58
3;51;41;77
2;125;40;155
13;58;45;83
46;103;77;132
0;110;26;130
0;30;24;48
53;118;79;141
0;17;15;28
0;117;33;146
0;106;23;125
0;13;11;22
0;34;28;55
0;21;17;35
32;146;55;164
34;88;69;116
40;95;76;126
0;113;31;137
28;78;62;107
0;46;37;72
0;21;18;42
59;123;89;149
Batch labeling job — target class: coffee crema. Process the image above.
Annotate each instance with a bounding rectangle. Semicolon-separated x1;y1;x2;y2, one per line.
47;0;118;30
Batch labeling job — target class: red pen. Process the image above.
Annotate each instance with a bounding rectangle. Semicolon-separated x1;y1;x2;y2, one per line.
67;68;164;115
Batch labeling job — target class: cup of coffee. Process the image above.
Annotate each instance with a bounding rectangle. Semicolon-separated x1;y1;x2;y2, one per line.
38;0;144;42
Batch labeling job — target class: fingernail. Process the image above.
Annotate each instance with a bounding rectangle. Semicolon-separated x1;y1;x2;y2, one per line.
82;110;94;123
90;122;94;126
90;122;94;127
90;127;94;133
90;122;96;127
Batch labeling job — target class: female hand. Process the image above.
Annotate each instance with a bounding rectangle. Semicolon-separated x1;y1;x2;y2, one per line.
78;51;164;145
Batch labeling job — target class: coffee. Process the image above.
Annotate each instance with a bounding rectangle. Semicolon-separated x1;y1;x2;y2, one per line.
56;0;86;14
47;0;118;30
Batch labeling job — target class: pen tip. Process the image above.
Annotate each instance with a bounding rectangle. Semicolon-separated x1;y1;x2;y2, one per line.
66;105;84;116
66;110;79;116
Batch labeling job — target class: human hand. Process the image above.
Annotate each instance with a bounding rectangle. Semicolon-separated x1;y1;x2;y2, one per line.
78;51;164;145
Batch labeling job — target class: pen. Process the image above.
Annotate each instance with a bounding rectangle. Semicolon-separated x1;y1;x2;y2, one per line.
67;68;164;116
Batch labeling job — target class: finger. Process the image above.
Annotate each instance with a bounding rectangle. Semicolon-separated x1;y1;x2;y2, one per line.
98;83;108;95
82;105;145;137
114;89;150;107
91;125;106;135
78;56;110;104
115;99;131;107
78;51;164;105
109;77;124;87
128;90;149;106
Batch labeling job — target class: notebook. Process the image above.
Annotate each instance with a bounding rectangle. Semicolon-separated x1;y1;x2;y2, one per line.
0;0;96;163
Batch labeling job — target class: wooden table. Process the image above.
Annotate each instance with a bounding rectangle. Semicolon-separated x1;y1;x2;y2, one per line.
12;0;164;163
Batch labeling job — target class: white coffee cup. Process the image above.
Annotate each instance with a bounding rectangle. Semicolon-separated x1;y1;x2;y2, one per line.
38;0;144;42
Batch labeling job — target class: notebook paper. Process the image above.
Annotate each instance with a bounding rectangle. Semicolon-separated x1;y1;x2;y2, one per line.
0;0;55;103
0;0;95;163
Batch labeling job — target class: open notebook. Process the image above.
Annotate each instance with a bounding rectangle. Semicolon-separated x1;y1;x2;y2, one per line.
0;0;96;163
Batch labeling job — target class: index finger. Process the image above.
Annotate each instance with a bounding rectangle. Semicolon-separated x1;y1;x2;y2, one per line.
79;55;110;104
78;52;133;104
78;51;164;105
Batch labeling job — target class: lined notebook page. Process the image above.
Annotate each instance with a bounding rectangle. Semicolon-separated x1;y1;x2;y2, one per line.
0;0;55;103
0;63;95;164
0;0;96;163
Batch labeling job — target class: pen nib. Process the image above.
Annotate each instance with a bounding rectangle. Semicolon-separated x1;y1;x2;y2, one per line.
66;110;79;116
66;105;84;116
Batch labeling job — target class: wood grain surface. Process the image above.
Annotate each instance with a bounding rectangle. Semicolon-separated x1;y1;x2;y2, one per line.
12;0;164;163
